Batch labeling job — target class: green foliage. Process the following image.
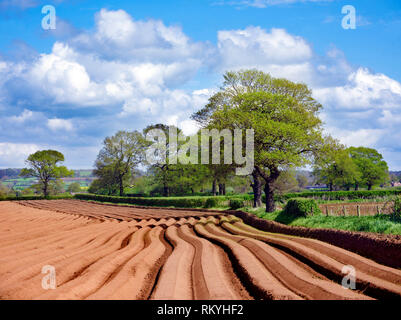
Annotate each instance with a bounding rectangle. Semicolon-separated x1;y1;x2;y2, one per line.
392;198;401;220
204;197;219;208
278;189;401;201
0;194;73;201
201;70;324;212
67;182;82;193
348;147;389;190
282;198;321;217
74;193;234;209
247;207;401;235
94;130;147;196
229;199;244;210
313;137;361;190
20;150;73;196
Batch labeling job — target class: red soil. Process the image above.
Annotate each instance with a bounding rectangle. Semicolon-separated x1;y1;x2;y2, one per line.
0;200;400;300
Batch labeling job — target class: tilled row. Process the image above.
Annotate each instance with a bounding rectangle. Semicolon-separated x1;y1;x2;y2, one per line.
17;199;221;221
1;202;401;300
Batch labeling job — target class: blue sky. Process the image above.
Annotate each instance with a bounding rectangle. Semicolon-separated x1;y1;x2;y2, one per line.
0;0;401;169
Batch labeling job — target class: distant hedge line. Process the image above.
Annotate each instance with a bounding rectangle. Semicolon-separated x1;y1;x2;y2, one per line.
74;193;248;209
278;189;401;201
0;194;73;201
73;190;401;209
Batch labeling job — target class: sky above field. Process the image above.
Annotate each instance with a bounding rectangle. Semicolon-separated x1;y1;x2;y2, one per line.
0;0;401;169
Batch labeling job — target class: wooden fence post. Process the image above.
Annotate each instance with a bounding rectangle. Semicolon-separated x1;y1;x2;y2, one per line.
357;205;360;217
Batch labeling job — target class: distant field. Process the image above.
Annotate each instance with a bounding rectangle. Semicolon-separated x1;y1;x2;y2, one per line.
1;176;95;191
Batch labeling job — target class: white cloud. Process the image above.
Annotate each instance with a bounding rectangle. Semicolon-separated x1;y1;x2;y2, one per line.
0;142;40;167
8;109;33;123
1;8;401;169
314;68;401;110
71;9;213;64
325;127;385;149
47;118;74;131
217;27;312;69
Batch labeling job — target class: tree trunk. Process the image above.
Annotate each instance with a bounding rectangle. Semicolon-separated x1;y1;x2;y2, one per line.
251;170;263;208
367;184;372;191
212;179;217;196
264;182;275;213
254;165;279;213
222;184;226;195
329;183;333;192
43;181;49;197
354;183;359;191
119;178;124;196
163;184;169;197
218;183;223;195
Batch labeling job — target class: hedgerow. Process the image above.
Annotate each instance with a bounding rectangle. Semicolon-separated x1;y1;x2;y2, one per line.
276;189;401;202
282;198;321;217
74;193;232;208
0;194;73;201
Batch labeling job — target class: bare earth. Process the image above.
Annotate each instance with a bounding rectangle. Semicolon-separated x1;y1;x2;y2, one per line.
0;200;400;300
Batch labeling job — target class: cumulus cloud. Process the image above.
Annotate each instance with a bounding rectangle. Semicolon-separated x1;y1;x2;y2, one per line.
8;109;34;123
1;8;401;168
217;27;312;69
0;142;40;167
314;68;401;110
47;118;74;131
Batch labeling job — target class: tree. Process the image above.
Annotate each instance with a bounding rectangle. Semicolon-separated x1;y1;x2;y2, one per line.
348;147;389;190
94;130;146;196
192;69;323;210
20;150;73;197
67;182;81;193
0;184;12;198
205;72;323;212
143;124;186;197
272;170;300;194
313;137;361;191
296;174;309;189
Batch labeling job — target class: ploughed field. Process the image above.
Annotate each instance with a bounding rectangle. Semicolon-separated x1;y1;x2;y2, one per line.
1;200;401;300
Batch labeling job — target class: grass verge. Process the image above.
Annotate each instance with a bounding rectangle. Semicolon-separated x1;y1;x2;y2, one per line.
245;207;401;235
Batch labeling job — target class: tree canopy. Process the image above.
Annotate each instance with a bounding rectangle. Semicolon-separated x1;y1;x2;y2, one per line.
94;130;147;196
20;150;73;196
198;69;324;212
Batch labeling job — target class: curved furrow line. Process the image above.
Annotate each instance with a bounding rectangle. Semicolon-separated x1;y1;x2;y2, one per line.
0;221;121;265
86;226;172;300
204;223;370;300
35;227;149;300
0;217;97;246
223;222;401;299
231;222;401;283
0;226;137;300
178;224;251;300
193;223;302;300
150;225;195;300
0;224;131;292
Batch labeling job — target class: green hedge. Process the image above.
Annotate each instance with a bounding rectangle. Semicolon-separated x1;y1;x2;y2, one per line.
277;189;401;202
74;193;233;208
229;199;244;210
282;198;321;217
0;194;73;201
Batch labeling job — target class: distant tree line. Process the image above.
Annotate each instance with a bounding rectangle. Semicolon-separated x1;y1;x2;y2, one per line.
16;69;391;212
